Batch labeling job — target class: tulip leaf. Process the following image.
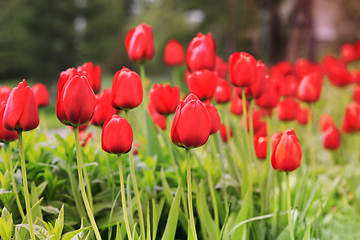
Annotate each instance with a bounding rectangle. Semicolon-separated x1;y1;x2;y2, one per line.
161;183;181;240
302;226;311;240
0;217;12;240
231;189;251;240
115;221;123;240
18;197;44;239
16;224;51;240
60;226;91;240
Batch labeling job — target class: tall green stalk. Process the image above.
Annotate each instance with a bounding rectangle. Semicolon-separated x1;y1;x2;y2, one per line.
186;149;198;240
74;127;102;240
206;144;219;228
5;143;25;219
117;154;133;240
286;173;295;240
18;131;36;240
306;105;316;177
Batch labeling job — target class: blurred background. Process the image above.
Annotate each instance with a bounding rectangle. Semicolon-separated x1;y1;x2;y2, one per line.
0;0;359;86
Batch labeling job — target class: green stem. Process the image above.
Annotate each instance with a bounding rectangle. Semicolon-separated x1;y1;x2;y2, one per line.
186;149;198;240
286;172;295;240
263;116;273;215
241;89;252;168
74;127;102;240
118;155;133;240
248;100;257;165
126;111;146;240
206;144;219;229
139;63;148;105
172;67;181;87
18;131;36;240
67;161;87;220
6;143;25;219
306;105;316;177
81;155;94;212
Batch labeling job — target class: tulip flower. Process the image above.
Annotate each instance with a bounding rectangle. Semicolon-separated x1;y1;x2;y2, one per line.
77;62;102;94
353;85;360;105
277;97;300;121
270;132;282;150
246;60;268;99
0;86;11;103
244;109;266;133
186;69;217;101
0;102;18;142
32;83;50;108
228;52;258;88
270;61;293;77
204;100;221;135
319;113;336;131
125;23;155;62
279;74;298;97
220;124;234;143
254;135;268;160
322;125;341;150
214;77;232;104
102;115;133;154
149;84;180;116
342;102;360;133
4;80;39;131
171;93;211;149
186;32;216;72
294;58;313;79
147;102;166;131
255;122;267;137
340;43;357;63
322;55;352;87
296;72;323;103
56;68;96;127
214;56;228;79
90;89;117;127
112;67;143;111
79;131;93;147
255;79;280;109
271;129;302;172
163;38;185;67
296;106;310;125
354;40;360;59
230;94;248;116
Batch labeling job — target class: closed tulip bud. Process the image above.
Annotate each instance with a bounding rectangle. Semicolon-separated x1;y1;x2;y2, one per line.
56;68;96;127
353;85;360;104
254;135;268;160
230;94;248;116
32;83;50;108
342;102;360;133
277;97;300;121
186;32;216;72
322;55;352;87
340;43;357;63
296;72;323;103
296;107;310;125
112;67;143;111
228;52;258;88
270;61;293;77
354;40;360;59
244;109;266;133
280;75;298;97
271;129;302;172
149;84;180;116
319;113;335;131
0;102;18;142
102;115;133;154
294;58;313;79
255;122;267;137
125;23;155;62
90;89;117;127
246;60;268;99
148;102;166;131
171;93;211;149
204;100;221;135
214;78;232;104
214;56;228;79
164;38;185;67
0;86;11;103
186;69;217;101
77;62;102;94
255;80;280;109
4;80;39;131
271;132;282;150
220;124;234;143
322;125;341;150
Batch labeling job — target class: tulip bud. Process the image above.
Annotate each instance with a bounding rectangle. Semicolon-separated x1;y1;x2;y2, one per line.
204;100;221;135
322;55;352;87
342;102;360;133
0;86;11;103
32;83;50;108
220;124;234;143
279;74;298;97
77;62;102;94
186;69;217;101
296;72;323;103
230;94;248;116
296;107;310;125
125;23;155;62
102;115;133;154
56;68;96;127
214;77;232;104
277;97;300;121
163;38;185;67
245;60;268;99
149;84;180;116
255;80;280;109
171;93;211;149
214;56;228;79
90;89;117;127
319;113;335;131
112;67;143;111
0;102;18;142
271;129;302;172
322;125;341;150
340;43;357;63
254;135;268;160
228;52;258;88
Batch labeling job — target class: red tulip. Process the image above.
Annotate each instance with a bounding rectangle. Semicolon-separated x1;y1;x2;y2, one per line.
270;61;293;77
296;72;323;103
246;60;268;99
296;107;310;125
77;62;102;94
255;80;280;109
125;23;155;62
0;86;11;104
354;40;360;59
186;69;217;101
254;122;267;137
277;97;300;121
149;84;180;116
186;32;216;72
279;74;298;97
164;38;185;67
214;56;228;79
245;109;266;133
353;85;360;105
254;135;268;160
79;131;93;147
340;43;357;63
56;68;96;127
112;67;143;111
148;102;167;131
271;129;302;172
294;58;312;79
214;77;232;104
0;102;18;142
271;132;282;150
102;115;133;154
171;93;211;149
4;80;39;131
342;102;360;133
90;89;117;127
32;83;50;108
322;125;341;150
318;113;335;131
220;124;234;143
230;94;248;116
204;100;221;135
228;52;258;88
322;55;352;87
